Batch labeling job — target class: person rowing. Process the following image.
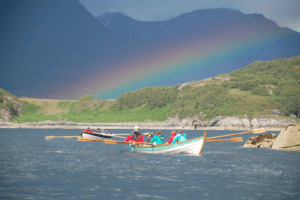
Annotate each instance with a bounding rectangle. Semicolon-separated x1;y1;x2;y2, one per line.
125;126;143;142
150;130;164;144
145;132;154;143
168;130;177;144
171;130;187;143
83;127;92;133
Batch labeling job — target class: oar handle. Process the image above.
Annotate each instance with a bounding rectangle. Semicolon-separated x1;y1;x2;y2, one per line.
206;129;265;140
105;140;151;145
206;138;243;142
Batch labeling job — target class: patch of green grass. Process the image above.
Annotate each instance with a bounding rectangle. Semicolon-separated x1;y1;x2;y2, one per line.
12;102;60;123
57;101;72;108
220;102;229;111
62;103;174;123
0;103;8;109
12;113;60;123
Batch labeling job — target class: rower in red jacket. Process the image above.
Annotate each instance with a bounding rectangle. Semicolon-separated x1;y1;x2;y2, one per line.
83;127;93;133
124;126;144;142
168;131;177;144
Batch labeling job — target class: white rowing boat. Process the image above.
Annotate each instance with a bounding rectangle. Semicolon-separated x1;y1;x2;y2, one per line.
129;132;206;155
81;129;112;140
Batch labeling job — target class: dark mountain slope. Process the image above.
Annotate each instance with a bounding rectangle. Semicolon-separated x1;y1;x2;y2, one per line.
97;9;293;43
0;0;148;99
96;9;300;88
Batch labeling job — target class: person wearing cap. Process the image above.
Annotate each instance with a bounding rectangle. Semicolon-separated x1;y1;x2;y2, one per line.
146;132;154;143
132;126;143;142
93;128;100;133
125;126;143;142
150;130;164;144
171;130;187;143
168;130;177;144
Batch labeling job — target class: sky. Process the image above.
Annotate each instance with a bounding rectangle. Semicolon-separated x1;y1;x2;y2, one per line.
79;0;300;33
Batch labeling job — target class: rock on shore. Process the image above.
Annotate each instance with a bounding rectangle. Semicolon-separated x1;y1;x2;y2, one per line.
242;125;300;151
242;134;277;148
166;114;297;129
272;125;300;151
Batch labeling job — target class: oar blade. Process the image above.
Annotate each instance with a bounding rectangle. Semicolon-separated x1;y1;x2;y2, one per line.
104;140;119;144
252;128;266;134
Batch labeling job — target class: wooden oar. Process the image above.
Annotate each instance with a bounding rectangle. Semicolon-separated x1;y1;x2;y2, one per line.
111;135;126;139
104;140;151;145
206;137;243;142
77;137;107;142
142;132;153;136
206;129;265;140
46;136;79;139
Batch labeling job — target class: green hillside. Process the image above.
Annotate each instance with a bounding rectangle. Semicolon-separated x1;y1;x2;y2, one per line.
5;55;300;123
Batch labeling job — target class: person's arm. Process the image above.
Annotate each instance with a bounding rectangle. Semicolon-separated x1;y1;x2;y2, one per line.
172;135;179;143
168;136;173;144
150;136;156;143
139;136;144;142
125;135;132;142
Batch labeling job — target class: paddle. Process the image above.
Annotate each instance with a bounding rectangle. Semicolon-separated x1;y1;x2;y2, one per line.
206;137;243;142
110;135;126;139
77;137;106;142
142;132;153;136
110;133;131;136
46;136;79;139
206;129;265;140
104;140;151;145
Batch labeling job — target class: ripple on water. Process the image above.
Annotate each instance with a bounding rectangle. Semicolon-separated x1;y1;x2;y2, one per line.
0;129;299;200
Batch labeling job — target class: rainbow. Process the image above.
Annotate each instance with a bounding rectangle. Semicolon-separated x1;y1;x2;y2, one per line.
61;28;292;99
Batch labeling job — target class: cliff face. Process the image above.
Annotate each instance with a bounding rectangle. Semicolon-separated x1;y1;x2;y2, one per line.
166;114;298;129
0;95;23;121
0;108;11;121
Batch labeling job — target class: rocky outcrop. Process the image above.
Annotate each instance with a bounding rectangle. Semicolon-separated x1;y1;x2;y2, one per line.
242;134;277;148
215;116;297;129
165;113;298;129
1;96;24;120
0;119;14;125
0;108;12;121
178;76;230;91
271;109;281;115
216;116;251;128
11;100;23;113
272;125;300;151
208;116;222;126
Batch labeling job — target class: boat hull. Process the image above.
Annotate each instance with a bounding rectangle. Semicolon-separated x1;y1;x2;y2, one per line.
130;133;206;155
81;132;112;140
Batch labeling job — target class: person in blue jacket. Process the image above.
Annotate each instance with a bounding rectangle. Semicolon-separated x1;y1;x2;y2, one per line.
150;130;164;144
172;130;187;143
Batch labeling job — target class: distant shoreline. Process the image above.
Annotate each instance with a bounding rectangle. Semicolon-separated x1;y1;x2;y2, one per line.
0;122;284;131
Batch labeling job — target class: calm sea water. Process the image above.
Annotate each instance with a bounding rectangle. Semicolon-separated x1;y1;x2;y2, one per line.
0;129;299;200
